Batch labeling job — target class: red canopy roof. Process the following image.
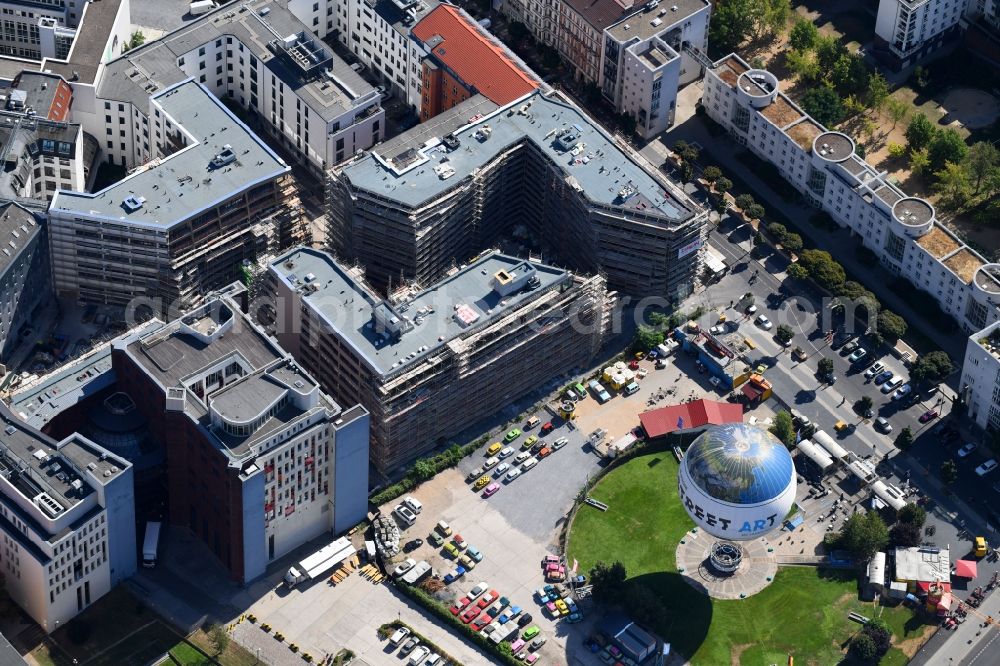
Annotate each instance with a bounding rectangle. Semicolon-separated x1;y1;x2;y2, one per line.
412;6;540;107
955;559;978;579
639;399;744;439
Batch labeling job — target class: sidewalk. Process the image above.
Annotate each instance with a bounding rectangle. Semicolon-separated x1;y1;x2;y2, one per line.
910;587;1000;665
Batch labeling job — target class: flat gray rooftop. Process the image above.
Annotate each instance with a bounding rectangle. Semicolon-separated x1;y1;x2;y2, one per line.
49;80;289;227
10;346;117;429
606;0;710;41
44;0;125;85
343;90;695;223
0;203;40;274
97;0;377;122
271;247;571;376
210;374;288;424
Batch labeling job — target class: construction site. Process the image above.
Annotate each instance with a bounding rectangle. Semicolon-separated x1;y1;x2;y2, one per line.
327;90;708;301
266;246;614;472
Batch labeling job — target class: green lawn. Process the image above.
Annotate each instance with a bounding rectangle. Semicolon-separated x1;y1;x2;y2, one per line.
566;452;934;665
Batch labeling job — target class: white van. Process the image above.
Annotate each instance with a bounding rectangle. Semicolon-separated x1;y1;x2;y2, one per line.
623;382;640;396
403;496;423;514
514;450;531;464
520;457;538;472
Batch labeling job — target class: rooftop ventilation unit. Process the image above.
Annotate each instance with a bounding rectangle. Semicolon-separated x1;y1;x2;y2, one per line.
122;195;146;212
4;425;16;435
35;492;63;517
442;134;461;150
433;163;456;180
71;479;83;491
210;144;236;169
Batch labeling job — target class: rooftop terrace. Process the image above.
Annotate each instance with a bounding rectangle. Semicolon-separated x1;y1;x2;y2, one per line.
270;247;571;376
342;90;696;222
943;249;984;285
915;225;962;258
605;0;709;40
49;80;288;228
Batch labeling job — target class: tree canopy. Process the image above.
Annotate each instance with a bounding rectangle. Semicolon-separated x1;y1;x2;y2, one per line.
800;85;845;127
928;128;969;171
910;350;953;385
788;18;818;52
905;113;935;151
769;411;796;448
876;309;907;341
839;511;889;561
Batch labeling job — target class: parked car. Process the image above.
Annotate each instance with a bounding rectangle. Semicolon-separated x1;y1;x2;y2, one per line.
755;314;773;330
403;538;423;552
522;435;538;450
467;467;484;482
461;606;480;623
541;422;554;435
483;482;501;498
467;582;489;599
881;377;904;394
848;348;867;364
865;362;884;379
499;446;515;458
487;442;502;456
522;626;541;640
874;417;892;434
465;546;483;562
514;451;531;464
840;339;859;354
505;467;521;482
449;597;470;615
389;626;411;646
394;504;417;525
477;590;499;608
892;384;912;401
504;429;521;442
958;443;977;458
443;566;466;584
399;637;418;656
473;475;491;490
552;437;568;450
874;370;894;385
483;456;499;470
408;646;430;665
919;409;939;423
976;459;998;476
517;613;533;627
393;558;416;577
494;463;510;477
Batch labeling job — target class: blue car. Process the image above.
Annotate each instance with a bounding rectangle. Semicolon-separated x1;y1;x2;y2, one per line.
443;566;466;584
466;546;483;562
873;370;893;385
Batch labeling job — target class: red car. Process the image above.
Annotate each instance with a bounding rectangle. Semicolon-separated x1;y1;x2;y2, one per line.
461;605;481;623
471;614;492;631
628;360;640;370
450;597;471;615
477;589;499;608
541;422;554;435
919;409;939;423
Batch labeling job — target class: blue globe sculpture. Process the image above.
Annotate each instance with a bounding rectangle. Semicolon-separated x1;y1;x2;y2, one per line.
678;423;796;541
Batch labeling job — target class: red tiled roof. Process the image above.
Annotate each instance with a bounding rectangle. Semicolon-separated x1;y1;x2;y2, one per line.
413;5;539;107
638;399;743;439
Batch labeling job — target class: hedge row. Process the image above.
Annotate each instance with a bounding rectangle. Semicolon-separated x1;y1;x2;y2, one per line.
393;582;522;666
369;435;490;506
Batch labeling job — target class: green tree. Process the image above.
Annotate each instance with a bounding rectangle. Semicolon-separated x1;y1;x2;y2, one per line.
715;176;733;193
769;410;796;447
814;34;842;73
709;0;757;54
412;458;436;481
857;395;874;415
863;617;893;657
898;503;927;527
787;263;809;280
782;232;803;252
887;142;907;159
876;309;907;341
941;459;958;485
702;165;722;182
757;0;791;40
767;222;787;239
890;521;923;547
776;324;794;345
735;193;756;210
497;642;515;659
632;325;664;353
965;141;1000;193
800;85;845;127
866;72;890;112
895;426;914;451
745;203;766;221
910;147;931;176
839;511;889;561
788;17;818;52
208;624;229;656
817;357;835;377
933;161;972;209
849;633;879;661
799;249;846;289
830;52;869;95
589;560;628;605
885;97;910;129
785;49;820;81
905;113;936;151
910;350;953;385
928;128;969;170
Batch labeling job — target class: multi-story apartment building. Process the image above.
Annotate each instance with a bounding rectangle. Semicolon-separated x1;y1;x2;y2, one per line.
874;0;970;69
0;0;89;61
0;404;136;632
110;288;369;582
959;316;1000;431
289;0;438;110
500;0;710;139
0;203;49;366
267;246;613;472
702;54;1000;335
411;4;539;121
47;79;299;310
328;90;706;298
50;0;382;174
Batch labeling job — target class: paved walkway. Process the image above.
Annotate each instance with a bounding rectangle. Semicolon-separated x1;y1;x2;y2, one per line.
675;529;777;600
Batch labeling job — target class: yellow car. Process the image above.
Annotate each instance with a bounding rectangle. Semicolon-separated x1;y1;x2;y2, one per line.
487;442;502;456
443;542;459;557
555;599;569;615
522;435;538;450
474;475;491;490
975;536;988;558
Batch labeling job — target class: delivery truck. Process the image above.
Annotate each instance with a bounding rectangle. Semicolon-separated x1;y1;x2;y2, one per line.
284;536;355;587
142;521;161;568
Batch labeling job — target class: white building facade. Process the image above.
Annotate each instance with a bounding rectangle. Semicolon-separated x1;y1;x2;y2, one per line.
0;413;135;632
703;54;1000;334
